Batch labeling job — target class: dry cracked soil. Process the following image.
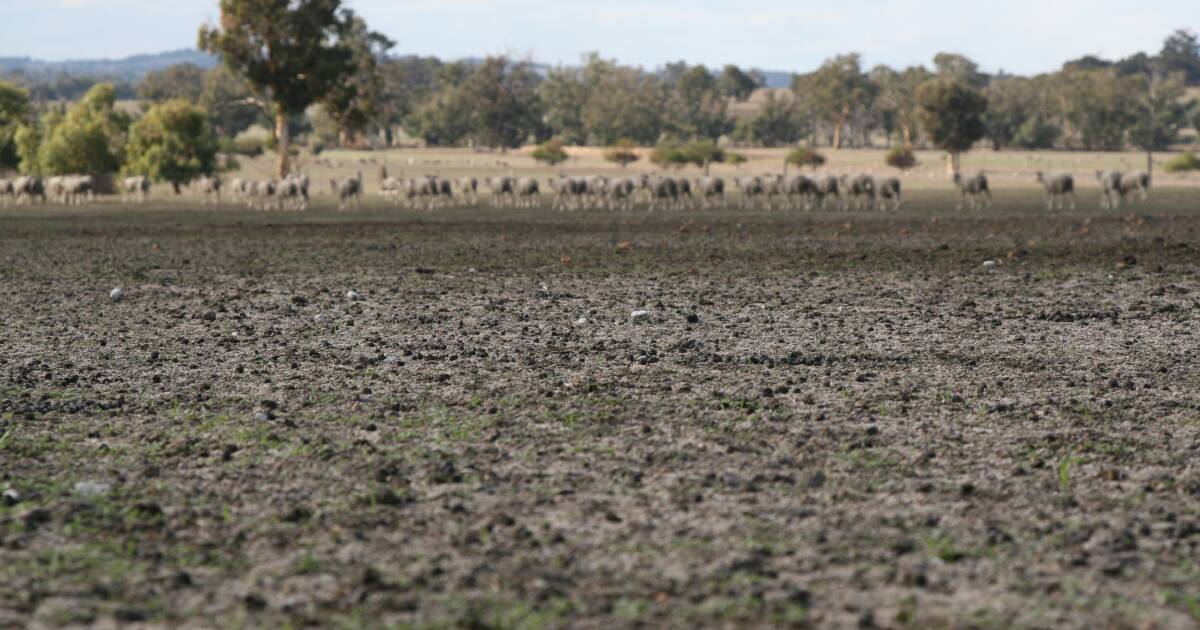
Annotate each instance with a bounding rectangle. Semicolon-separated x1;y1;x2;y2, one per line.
2;190;1200;628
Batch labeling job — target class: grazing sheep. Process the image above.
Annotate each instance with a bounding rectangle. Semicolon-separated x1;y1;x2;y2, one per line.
332;173;364;210
549;175;586;211
735;176;765;210
1036;172;1076;210
488;176;515;208
953;172;991;211
60;175;95;206
14;176;45;205
122;176;150;203
840;175;876;210
196;175;222;206
694;177;725;209
1095;171;1122;209
639;175;679;211
513;177;541;208
873;177;902;211
457;177;479;205
816;175;843;211
607;177;638;211
277;176;308;211
0;178;13;206
249;179;277;210
229;178;249;204
781;174;819;211
1119;170;1150;204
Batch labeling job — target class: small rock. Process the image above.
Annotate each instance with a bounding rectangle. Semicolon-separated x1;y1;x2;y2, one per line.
982;260;998;269
201;311;217;322
383;356;401;365
1;488;20;506
686;313;700;324
313;313;327;323
74;481;112;498
631;310;652;324
575;317;588;325
109;287;125;302
346;290;361;301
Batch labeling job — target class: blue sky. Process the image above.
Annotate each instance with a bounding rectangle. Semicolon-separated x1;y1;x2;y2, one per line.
4;0;1198;75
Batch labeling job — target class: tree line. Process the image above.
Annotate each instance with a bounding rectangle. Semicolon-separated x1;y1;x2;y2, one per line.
1;0;1199;185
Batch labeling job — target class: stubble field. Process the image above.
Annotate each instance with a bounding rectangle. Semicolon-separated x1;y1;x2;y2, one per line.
2;188;1200;628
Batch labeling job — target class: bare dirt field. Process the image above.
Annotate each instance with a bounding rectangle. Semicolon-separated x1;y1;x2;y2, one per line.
2;190;1200;628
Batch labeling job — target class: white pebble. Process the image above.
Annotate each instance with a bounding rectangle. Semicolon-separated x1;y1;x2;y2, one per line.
982;260;998;269
346;290;360;301
313;313;327;323
109;287;125;302
74;481;111;497
575;317;588;325
631;310;651;324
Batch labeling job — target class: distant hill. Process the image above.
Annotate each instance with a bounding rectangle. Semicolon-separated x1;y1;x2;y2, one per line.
0;48;797;89
0;49;217;82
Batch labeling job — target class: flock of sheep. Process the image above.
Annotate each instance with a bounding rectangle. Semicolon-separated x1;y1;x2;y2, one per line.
374;172;905;212
0;167;1154;212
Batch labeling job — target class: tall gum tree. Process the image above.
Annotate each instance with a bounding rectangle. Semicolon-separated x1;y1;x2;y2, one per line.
199;0;365;177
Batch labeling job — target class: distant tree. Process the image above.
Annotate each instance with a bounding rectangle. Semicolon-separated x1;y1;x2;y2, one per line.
124;99;220;193
603;138;640;168
667;64;734;140
1129;68;1190;175
717;64;762;101
785;146;826;171
0;80;32;170
871;65;933;148
933;52;988;88
318;11;394;146
794;54;871;148
197;65;262;139
1012;114;1061;149
1055;69;1139;150
1160;29;1200;85
982;76;1035;150
580;56;666;145
917;79;987;174
539;66;589;144
530;137;569;166
28;83;130;175
459;56;544;150
733;91;807;147
404;86;474;146
137;64;207;103
1062;55;1113;73
1114;52;1155;77
376;55;444;142
199;0;360;177
680;138;725;174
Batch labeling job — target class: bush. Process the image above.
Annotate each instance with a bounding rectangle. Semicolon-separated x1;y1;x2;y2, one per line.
1164;152;1200;173
222;136;265;158
603;138;640;168
649;143;687;170
725;152;748;168
785;146;826;170
530;138;569;166
885;147;918;171
681;139;725;169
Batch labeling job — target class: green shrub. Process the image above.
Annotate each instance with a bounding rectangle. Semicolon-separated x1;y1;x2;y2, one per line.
786;146;826;170
530;138;569;166
1164;151;1200;173
885;147;918;171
